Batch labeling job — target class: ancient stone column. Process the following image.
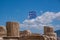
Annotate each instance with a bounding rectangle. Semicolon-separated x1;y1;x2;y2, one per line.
0;26;6;37
44;26;54;34
44;26;57;40
6;22;20;37
44;33;57;37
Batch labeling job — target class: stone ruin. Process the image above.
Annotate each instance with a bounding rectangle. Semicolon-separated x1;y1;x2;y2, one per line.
0;22;57;40
0;26;6;37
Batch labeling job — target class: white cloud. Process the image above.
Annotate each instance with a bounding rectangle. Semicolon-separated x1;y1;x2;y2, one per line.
20;11;60;33
55;12;60;20
36;12;56;24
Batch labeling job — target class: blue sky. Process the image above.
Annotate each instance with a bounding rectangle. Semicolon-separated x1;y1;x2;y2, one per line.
0;0;60;33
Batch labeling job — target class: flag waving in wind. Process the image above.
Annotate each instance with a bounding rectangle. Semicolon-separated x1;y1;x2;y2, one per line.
28;11;37;19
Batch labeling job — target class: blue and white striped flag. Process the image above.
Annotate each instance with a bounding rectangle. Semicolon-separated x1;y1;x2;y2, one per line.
28;11;37;19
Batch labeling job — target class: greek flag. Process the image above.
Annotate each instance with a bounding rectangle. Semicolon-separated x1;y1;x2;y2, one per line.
28;11;37;19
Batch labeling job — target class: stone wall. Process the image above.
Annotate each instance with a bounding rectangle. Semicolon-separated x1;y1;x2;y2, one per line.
0;37;3;40
3;37;19;40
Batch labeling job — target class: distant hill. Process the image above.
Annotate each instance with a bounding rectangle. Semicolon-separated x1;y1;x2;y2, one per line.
55;30;60;37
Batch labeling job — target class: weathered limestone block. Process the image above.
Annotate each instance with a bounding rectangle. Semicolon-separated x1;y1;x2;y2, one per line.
27;36;40;40
0;37;3;40
43;33;57;40
39;36;46;40
44;26;57;40
6;22;20;37
0;26;6;37
49;36;57;40
19;35;41;40
45;33;57;37
42;35;50;40
44;26;54;34
3;37;19;40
